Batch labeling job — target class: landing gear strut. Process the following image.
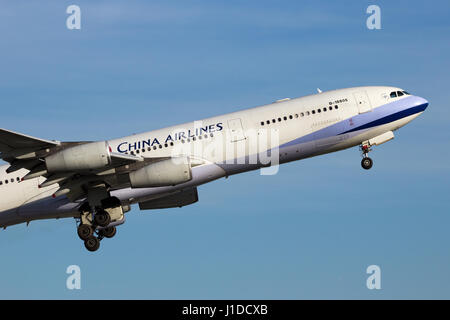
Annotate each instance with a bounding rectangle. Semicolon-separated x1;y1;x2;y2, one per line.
360;144;373;170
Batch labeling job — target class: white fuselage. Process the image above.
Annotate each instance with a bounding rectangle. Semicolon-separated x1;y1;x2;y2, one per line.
0;86;428;228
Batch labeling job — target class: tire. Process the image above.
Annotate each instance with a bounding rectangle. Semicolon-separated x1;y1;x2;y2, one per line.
77;224;93;240
361;157;373;170
101;226;117;239
94;210;111;227
84;236;100;252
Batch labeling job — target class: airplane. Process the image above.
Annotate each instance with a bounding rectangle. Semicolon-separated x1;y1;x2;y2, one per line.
0;86;428;252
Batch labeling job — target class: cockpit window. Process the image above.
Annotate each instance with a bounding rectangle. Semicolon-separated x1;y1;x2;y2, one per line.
397;91;404;97
390;91;397;98
402;91;410;95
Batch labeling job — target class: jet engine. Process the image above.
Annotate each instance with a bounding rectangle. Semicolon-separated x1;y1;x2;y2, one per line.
45;141;111;172
129;157;192;188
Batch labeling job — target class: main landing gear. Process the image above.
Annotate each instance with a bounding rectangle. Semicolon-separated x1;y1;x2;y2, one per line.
76;197;125;252
93;208;111;227
81;225;117;252
84;235;100;252
360;143;373;170
77;223;118;252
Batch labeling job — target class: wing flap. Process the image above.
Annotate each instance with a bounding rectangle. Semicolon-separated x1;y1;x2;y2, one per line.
138;188;199;210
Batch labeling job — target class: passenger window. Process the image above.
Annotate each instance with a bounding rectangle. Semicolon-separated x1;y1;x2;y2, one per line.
397;91;404;97
260;121;264;126
390;92;397;98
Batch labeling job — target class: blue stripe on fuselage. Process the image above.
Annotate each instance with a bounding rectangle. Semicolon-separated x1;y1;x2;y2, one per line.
340;103;428;134
279;96;428;149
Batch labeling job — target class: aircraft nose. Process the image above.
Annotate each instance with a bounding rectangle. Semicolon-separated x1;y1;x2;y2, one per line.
415;96;429;112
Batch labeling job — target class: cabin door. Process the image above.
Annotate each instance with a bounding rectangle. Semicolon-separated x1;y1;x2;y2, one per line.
353;91;372;114
227;118;246;142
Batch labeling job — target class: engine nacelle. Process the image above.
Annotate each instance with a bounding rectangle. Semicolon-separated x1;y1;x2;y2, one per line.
129;158;192;188
46;141;111;172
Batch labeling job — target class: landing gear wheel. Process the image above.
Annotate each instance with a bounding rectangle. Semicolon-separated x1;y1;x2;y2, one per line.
100;226;117;239
84;236;100;252
77;224;94;240
94;209;111;227
361;157;373;170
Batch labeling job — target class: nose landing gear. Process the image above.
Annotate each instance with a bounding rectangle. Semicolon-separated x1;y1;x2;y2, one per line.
361;157;373;170
360;144;373;170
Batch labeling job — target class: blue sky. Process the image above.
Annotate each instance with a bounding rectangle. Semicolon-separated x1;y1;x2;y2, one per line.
0;0;449;299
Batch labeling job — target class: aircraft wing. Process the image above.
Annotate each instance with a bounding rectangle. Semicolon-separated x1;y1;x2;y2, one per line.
0;128;61;158
0;128;146;167
0;128;173;202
